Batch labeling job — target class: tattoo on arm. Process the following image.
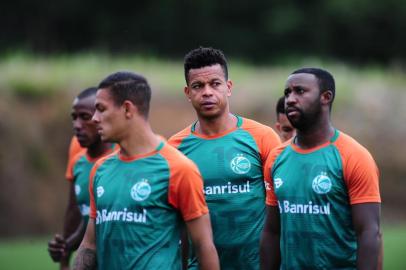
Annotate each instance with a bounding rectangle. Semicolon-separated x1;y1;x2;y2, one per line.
73;247;97;270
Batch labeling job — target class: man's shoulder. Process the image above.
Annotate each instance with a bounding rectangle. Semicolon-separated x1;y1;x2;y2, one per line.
168;125;193;148
160;143;196;170
240;117;280;138
334;131;374;159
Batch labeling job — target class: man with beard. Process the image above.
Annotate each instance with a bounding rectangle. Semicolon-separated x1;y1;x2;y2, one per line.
260;68;382;270
169;47;281;269
48;87;116;269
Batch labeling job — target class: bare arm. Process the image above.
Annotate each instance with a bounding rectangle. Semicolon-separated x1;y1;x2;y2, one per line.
185;214;219;270
180;224;189;270
73;219;97;270
48;182;82;268
352;202;382;270
260;205;281;270
64;181;83;238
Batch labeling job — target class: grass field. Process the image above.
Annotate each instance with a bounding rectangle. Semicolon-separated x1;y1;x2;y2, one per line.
0;225;405;269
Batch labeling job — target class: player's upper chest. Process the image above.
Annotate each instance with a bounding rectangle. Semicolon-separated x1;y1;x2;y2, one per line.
94;155;170;206
179;131;262;181
272;145;346;199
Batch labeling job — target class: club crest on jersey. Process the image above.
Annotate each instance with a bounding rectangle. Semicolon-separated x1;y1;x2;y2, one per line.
274;178;283;189
75;184;81;195
230;154;251;174
97;186;105;198
131;179;151;201
312;172;332;194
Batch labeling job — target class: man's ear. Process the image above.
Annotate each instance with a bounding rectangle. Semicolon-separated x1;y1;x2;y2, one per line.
184;86;191;102
321;90;333;105
275;122;281;133
226;80;233;97
123;100;136;118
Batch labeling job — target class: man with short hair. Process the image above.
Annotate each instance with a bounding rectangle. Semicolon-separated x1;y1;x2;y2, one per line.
274;96;295;142
48;87;116;270
260;68;382;270
169;47;281;269
73;71;219;270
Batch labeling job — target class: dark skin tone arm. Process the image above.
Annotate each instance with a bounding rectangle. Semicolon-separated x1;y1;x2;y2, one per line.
180;224;189;270
186;214;220;270
260;205;281;270
73;219;97;270
352;202;382;270
48;182;82;267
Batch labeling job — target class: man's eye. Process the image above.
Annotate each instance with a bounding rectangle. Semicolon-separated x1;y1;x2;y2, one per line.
192;84;201;89
81;114;92;121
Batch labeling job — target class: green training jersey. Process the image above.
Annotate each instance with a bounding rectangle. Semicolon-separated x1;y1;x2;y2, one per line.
89;141;208;270
265;130;381;270
169;116;281;270
66;145;117;224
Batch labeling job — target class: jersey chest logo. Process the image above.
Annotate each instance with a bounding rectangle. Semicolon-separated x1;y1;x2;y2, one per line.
312;172;332;194
75;184;81;195
230;154;251;174
130;179;151;201
97;186;105;198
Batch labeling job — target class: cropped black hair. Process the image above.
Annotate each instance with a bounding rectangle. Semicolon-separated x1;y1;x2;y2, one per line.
184;47;228;83
276;96;285;120
77;87;97;99
291;67;335;106
98;71;151;118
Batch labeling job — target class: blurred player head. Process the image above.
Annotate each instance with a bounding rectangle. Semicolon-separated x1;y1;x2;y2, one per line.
71;87;100;147
275;96;295;142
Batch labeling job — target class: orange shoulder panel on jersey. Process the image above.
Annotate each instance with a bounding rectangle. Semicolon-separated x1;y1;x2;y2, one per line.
241;118;281;163
168;125;192;149
68;136;83;161
88;153;117;219
263;141;290;206
160;143;208;221
65;148;87;181
334;132;381;204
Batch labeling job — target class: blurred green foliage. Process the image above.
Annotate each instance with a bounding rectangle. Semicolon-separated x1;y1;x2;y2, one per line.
1;0;406;64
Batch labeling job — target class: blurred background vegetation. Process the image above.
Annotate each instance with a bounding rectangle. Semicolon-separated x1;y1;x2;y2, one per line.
0;0;405;268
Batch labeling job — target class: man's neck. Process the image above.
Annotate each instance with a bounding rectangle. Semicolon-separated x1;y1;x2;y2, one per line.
295;117;335;149
87;141;113;159
195;112;237;136
119;122;161;158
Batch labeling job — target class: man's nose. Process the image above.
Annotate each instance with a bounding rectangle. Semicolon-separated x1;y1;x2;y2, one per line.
92;112;99;123
201;85;214;96
73;119;82;130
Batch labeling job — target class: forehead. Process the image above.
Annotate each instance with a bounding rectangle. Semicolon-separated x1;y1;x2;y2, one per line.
188;64;225;83
285;73;319;89
95;88;113;103
72;95;96;111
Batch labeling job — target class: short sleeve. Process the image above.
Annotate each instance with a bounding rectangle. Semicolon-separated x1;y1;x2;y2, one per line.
264;147;282;206
168;159;208;221
65;150;85;181
335;135;381;204
241;118;281;163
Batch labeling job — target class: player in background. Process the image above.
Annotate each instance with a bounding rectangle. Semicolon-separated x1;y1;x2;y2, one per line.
260;68;382;270
274;96;295;142
73;71;219;270
169;47;281;269
48;87;116;269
